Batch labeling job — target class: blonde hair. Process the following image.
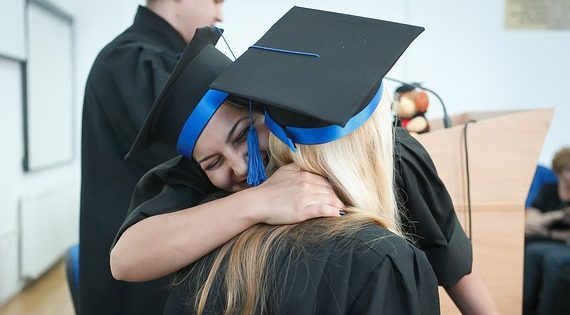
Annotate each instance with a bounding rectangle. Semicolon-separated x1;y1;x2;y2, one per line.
179;85;400;314
552;147;570;175
269;87;400;235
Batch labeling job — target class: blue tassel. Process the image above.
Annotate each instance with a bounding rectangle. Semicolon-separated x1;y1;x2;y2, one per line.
246;125;267;186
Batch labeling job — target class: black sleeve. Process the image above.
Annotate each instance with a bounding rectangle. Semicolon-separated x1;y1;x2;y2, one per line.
112;156;216;248
348;242;440;315
394;127;472;287
163;285;189;315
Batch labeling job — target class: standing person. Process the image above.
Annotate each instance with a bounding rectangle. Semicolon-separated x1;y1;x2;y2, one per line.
80;1;223;314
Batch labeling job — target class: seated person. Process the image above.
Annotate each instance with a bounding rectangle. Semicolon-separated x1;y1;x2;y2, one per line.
524;147;570;315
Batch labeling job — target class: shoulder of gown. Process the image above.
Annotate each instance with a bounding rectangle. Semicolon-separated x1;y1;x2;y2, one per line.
277;224;440;315
393;127;472;287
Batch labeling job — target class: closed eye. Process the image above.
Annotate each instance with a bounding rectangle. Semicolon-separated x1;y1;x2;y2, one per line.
236;127;248;143
204;157;223;171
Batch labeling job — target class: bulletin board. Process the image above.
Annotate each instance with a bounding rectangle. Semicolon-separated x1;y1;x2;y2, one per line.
24;0;74;171
505;0;570;29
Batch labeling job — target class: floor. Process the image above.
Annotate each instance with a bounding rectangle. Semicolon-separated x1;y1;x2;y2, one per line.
0;260;74;315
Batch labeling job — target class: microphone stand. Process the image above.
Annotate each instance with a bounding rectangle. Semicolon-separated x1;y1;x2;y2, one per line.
385;77;452;129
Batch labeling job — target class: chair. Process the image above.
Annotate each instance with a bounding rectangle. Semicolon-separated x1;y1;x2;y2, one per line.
525;165;558;208
65;243;80;314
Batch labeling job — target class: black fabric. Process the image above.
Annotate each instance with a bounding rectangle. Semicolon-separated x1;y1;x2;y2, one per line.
528;182;570;243
531;183;566;213
551;264;570;315
79;6;200;315
113;156;215;245
126;28;231;159
394;127;473;287
163;224;439;315
115;127;473;293
210;6;424;128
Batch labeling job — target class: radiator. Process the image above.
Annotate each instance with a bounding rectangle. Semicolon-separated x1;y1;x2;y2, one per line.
19;180;79;280
0;228;20;304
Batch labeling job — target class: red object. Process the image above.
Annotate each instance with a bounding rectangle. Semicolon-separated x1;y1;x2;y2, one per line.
414;91;429;113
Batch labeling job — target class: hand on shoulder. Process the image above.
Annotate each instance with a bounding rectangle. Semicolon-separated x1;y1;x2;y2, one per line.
246;164;345;225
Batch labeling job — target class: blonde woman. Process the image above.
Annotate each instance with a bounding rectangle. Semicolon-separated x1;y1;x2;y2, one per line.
154;7;440;315
164;78;439;314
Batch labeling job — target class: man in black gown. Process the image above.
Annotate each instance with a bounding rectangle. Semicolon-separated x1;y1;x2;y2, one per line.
80;1;223;314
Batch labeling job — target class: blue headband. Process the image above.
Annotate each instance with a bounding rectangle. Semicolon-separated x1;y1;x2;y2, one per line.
265;83;384;152
176;89;229;159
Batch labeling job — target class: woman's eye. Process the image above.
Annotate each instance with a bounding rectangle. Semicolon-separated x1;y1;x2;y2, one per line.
237;128;248;143
205;158;222;171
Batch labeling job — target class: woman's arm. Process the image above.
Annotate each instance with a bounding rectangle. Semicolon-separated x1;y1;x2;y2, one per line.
110;164;344;281
445;262;499;315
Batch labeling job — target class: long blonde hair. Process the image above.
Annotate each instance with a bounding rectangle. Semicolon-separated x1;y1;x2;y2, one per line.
178;85;400;314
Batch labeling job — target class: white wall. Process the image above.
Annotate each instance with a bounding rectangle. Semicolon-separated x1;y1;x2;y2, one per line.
0;58;24;304
0;0;26;60
75;0;570;165
405;0;570;165
0;0;141;305
218;0;569;165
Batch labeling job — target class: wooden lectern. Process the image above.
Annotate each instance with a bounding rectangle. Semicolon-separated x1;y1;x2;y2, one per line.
416;109;554;315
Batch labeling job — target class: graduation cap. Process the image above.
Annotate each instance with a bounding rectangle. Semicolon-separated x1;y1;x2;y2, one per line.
210;6;424;151
125;26;235;160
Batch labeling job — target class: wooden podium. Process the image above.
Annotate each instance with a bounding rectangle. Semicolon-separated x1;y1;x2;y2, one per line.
416;109;554;315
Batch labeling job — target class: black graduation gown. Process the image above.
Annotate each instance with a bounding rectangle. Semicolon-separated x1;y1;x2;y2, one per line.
80;6;192;315
163;224;440;315
113;127;472;309
114;156;215;247
394;127;473;287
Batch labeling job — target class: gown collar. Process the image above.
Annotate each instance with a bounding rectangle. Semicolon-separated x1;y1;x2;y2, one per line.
131;6;187;54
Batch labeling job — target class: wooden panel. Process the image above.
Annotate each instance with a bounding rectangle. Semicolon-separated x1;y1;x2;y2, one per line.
438;207;524;315
416;109;553;314
418;109;553;210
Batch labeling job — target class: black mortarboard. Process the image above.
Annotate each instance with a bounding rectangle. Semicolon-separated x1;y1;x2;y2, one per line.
210;7;424;150
126;26;234;160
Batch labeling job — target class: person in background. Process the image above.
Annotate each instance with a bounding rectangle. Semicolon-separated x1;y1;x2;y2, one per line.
79;1;223;314
524;147;570;315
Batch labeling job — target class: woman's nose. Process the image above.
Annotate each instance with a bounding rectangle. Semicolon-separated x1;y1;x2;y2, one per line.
228;152;247;178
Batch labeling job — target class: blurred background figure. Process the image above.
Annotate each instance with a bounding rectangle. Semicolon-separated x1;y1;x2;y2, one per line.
524;147;570;315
